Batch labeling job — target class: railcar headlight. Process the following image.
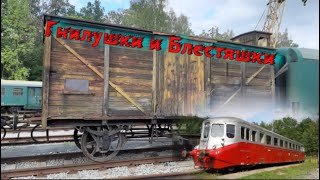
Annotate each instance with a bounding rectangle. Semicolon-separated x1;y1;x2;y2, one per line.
194;145;199;150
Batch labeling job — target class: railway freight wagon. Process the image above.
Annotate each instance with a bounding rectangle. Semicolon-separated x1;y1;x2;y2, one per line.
1;79;42;113
41;15;280;162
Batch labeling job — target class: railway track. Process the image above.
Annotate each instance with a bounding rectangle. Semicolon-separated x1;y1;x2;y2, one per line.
1;131;200;146
116;170;203;179
1;146;179;164
1;155;186;179
1;135;74;146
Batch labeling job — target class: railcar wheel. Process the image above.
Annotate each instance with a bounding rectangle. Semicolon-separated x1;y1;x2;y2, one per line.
81;127;125;162
31;124;49;142
1;127;6;140
73;127;82;149
31;124;40;142
227;167;235;172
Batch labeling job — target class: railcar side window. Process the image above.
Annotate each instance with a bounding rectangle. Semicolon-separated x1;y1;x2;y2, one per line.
260;133;265;144
211;124;224;137
203;122;210;138
13;88;23;96
226;124;235;138
251;131;256;142
280;140;283;147
293;144;295;150
266;135;271;145
285;141;288;148
246;128;250;141
241;127;245;139
289;143;292;149
274;138;278;146
1;88;5;96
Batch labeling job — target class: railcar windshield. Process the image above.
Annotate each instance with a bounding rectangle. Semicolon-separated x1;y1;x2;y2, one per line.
211;124;224;137
203;122;210;138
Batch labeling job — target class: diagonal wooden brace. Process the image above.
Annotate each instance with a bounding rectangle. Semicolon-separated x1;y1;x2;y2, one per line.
54;37;146;114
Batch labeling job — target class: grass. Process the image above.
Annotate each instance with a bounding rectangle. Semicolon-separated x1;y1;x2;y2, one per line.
193;156;319;179
194;171;221;179
240;156;319;179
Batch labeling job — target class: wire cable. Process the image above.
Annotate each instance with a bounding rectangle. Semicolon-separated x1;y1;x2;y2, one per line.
255;3;269;30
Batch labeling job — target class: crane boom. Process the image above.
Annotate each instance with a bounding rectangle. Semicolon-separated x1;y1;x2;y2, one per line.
262;0;286;48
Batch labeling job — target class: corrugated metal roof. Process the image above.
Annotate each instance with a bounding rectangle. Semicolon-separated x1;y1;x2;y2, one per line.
296;48;319;60
1;79;42;87
231;30;272;40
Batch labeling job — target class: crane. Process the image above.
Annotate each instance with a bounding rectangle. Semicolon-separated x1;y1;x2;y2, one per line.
259;0;307;48
262;0;286;48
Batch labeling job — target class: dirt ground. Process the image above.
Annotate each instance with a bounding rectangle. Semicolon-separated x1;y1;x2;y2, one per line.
216;164;301;179
298;168;319;179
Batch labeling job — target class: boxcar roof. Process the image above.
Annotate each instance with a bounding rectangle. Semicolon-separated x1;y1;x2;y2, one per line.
207;117;303;146
297;48;319;60
1;79;42;87
43;14;276;51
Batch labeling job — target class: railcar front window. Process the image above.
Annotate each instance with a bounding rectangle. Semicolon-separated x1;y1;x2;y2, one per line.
211;124;224;137
226;124;235;138
203;122;210;138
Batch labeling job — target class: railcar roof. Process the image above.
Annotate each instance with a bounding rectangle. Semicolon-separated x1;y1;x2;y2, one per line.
297;48;319;60
206;117;303;146
1;79;42;87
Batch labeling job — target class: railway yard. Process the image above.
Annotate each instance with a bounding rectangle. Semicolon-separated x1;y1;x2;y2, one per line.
1;127;318;179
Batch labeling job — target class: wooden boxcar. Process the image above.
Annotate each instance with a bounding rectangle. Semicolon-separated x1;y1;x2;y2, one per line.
41;15;279;161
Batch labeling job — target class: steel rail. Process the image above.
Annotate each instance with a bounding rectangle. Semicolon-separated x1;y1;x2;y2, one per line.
1;156;182;179
1;145;179;164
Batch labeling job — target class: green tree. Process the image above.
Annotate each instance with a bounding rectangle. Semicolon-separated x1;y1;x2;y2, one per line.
257;117;319;155
106;0;194;36
80;0;105;22
276;28;299;48
199;26;234;41
106;9;125;25
297;118;319;155
1;0;36;80
259;121;272;130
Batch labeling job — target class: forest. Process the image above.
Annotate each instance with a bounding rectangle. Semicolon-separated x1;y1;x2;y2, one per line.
1;0;317;155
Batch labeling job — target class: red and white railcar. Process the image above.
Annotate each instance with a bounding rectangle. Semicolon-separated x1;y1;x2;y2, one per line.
188;117;305;170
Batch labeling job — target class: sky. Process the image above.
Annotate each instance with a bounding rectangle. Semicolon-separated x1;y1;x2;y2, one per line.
71;0;319;49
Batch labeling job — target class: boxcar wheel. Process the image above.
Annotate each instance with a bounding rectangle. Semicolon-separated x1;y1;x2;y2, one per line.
81;127;124;162
1;127;6;140
73;127;82;149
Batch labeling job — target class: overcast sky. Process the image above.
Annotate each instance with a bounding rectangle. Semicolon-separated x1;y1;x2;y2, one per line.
71;0;319;49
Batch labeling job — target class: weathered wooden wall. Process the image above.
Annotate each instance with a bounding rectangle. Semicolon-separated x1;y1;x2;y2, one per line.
108;47;153;116
155;51;207;116
48;38;104;119
210;59;273;111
